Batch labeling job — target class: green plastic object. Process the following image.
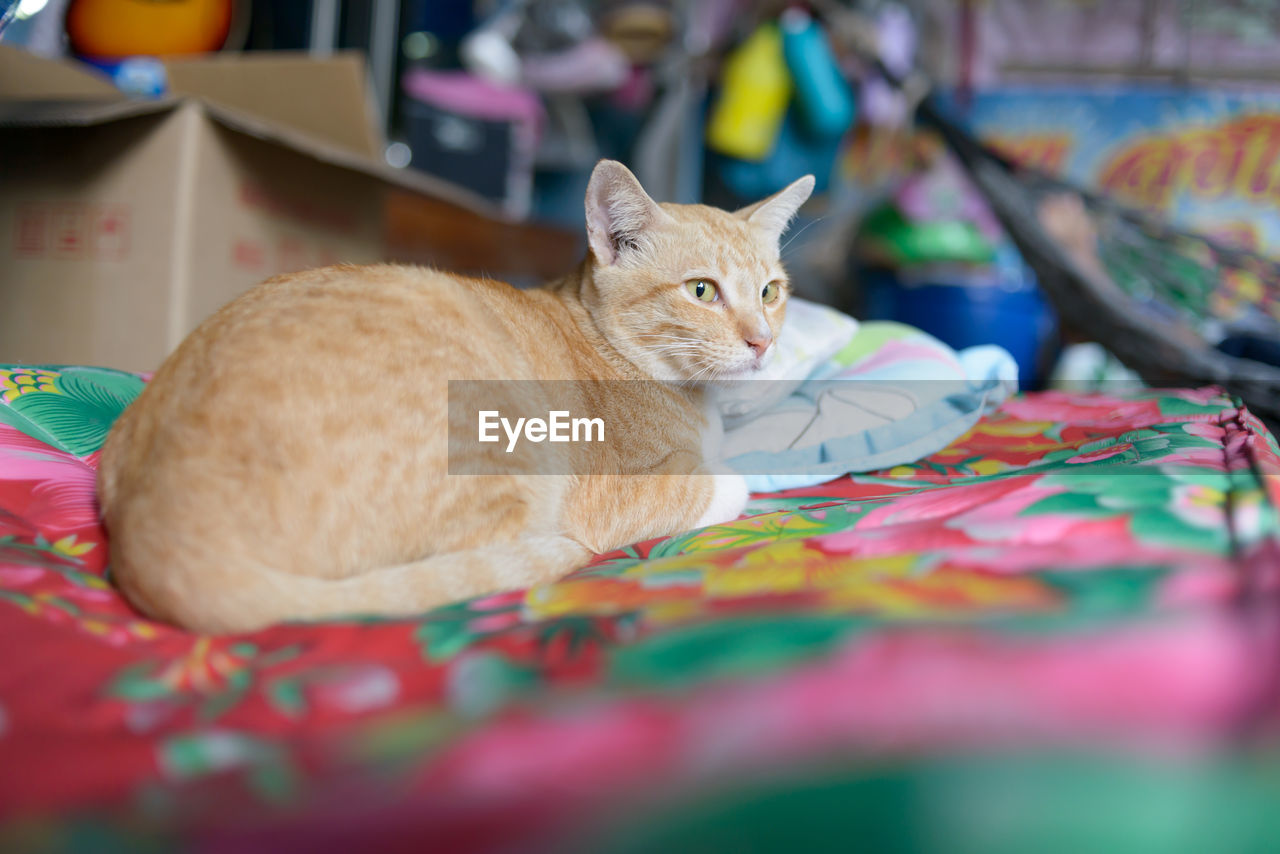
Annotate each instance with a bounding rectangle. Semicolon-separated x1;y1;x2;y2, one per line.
857;204;998;268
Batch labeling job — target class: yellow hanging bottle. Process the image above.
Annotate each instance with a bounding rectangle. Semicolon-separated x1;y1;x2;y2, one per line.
706;23;792;161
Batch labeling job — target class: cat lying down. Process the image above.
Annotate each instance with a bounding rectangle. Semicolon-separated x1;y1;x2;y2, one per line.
97;160;814;633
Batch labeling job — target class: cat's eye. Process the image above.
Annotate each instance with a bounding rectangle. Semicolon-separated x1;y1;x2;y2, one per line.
762;282;782;304
686;279;719;303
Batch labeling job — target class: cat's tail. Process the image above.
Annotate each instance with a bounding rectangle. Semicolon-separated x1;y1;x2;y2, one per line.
115;535;589;634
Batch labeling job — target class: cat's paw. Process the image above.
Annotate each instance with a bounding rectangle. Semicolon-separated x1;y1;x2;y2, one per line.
695;473;750;528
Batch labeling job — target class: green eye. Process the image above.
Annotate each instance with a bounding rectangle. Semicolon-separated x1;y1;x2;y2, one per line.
686;279;719;302
762;282;782;304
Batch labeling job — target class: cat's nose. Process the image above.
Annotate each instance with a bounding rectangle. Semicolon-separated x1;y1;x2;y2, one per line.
745;332;772;358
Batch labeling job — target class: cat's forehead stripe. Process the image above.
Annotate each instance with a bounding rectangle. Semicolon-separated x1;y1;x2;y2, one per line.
720;243;771;278
679;217;776;282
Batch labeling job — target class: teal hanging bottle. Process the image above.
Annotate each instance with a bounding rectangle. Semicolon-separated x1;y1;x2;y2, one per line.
780;8;856;141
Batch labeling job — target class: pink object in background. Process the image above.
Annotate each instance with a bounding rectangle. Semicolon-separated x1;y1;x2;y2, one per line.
611;65;655;112
401;69;543;128
520;38;630;95
400;69;543;218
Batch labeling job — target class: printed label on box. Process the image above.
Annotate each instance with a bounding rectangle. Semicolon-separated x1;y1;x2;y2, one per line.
232;238;267;272
91;206;130;261
13;205;47;258
12;202;132;261
51;205;88;260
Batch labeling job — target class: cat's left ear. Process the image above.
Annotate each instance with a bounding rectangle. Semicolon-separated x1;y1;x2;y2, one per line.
735;175;816;246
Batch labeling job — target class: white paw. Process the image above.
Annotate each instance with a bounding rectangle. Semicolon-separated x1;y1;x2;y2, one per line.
699;399;726;462
695;472;750;528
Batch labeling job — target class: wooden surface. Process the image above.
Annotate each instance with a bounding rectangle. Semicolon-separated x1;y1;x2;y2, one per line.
384;189;584;283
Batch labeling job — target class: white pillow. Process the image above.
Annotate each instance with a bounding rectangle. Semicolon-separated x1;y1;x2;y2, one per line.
713;298;860;426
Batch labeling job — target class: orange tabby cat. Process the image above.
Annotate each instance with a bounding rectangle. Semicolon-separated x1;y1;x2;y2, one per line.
98;160;814;633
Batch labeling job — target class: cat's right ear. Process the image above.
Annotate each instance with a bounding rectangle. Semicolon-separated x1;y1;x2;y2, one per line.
733;175;816;247
585;160;672;265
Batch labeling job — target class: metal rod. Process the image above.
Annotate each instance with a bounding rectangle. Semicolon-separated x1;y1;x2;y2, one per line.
310;0;339;58
370;0;402;136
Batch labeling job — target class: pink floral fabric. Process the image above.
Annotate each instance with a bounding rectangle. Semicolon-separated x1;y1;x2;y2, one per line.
1;367;1278;851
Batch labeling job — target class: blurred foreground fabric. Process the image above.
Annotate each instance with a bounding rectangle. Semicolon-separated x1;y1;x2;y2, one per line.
1;366;1278;852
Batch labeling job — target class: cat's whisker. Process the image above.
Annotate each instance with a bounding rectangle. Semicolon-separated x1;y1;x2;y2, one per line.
678;358;724;388
621;334;704;351
780;215;824;254
646;340;702;349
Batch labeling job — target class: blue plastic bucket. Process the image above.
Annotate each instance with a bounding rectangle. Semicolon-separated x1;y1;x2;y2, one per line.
859;268;1057;389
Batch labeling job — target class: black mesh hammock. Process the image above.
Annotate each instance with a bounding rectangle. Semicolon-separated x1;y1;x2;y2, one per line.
815;0;1280;427
910;91;1280;431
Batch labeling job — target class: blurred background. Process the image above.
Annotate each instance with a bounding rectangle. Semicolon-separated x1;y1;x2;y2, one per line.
4;9;1280;848
5;0;1280;387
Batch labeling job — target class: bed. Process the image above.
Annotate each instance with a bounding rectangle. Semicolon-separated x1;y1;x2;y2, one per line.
2;364;1278;852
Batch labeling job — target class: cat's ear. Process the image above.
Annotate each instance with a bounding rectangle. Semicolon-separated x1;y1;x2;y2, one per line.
735;175;816;245
585;159;672;265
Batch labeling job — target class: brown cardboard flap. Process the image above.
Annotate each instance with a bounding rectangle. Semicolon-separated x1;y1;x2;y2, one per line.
198;99;506;221
1;95;504;221
162;52;384;159
0;46;504;221
0;45;121;100
0;97;179;128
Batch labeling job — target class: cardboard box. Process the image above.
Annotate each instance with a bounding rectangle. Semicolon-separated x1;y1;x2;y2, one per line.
162;52;384;160
0;47;516;372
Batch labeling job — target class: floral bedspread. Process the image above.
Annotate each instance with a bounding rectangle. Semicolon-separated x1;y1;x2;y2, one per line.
2;366;1280;852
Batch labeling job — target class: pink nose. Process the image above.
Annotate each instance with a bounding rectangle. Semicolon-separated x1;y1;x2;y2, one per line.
745;333;772;358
